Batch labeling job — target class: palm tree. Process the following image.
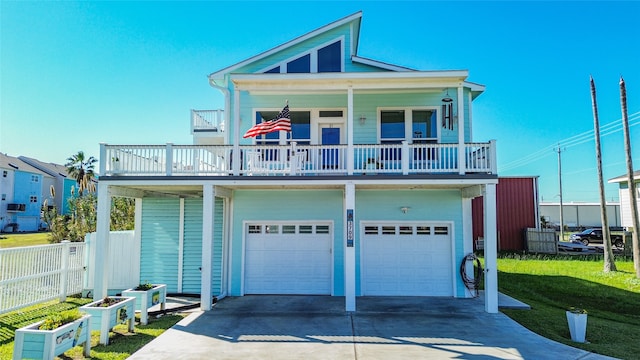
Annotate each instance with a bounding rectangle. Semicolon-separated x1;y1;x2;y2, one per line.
590;76;616;272
65;151;97;196
620;77;640;277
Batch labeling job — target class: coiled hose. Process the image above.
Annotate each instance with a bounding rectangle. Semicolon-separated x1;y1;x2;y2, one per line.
460;253;483;298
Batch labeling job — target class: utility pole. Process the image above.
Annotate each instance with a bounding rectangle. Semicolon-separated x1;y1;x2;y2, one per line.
555;145;565;242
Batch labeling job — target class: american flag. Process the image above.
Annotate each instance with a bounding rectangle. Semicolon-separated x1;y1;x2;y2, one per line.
243;105;291;138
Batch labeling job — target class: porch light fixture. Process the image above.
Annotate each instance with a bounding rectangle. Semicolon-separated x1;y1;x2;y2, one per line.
400;207;410;214
359;115;366;125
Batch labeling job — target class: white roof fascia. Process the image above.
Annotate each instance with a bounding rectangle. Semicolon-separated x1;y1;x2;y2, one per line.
351;55;415;71
231;70;468;82
463;80;486;92
608;170;640;183
230;71;468;92
209;11;363;80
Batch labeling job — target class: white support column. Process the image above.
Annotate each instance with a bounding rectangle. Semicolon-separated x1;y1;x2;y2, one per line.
347;86;354;175
99;143;106;175
401;141;409;175
201;185;215;310
178;198;185;293
134;198;142;286
457;86;465;175
165;143;173;176
232;88;241;176
483;183;498;313
93;182;112;300
461;197;474;297
344;182;356;311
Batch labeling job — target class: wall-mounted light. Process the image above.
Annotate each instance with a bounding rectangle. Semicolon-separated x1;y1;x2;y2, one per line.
359;115;366;125
400;206;410;214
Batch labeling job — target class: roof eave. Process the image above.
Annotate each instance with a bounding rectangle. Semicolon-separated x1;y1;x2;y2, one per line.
351;55;415;71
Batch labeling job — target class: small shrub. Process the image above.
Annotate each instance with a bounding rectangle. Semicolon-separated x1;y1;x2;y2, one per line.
135;282;154;291
38;309;82;330
91;296;125;307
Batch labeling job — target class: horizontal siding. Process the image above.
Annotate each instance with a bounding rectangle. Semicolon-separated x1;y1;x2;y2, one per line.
182;198;203;294
212;197;224;295
140;198;180;292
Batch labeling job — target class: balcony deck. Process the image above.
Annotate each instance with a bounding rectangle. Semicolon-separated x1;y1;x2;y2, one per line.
101;141;496;178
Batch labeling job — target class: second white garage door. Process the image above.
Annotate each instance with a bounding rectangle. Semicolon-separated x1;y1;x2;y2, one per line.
362;223;453;296
245;223;332;295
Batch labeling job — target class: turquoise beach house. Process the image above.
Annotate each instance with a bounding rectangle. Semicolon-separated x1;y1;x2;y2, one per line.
93;11;499;312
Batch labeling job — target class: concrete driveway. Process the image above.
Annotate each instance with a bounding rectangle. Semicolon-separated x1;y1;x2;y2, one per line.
128;295;615;360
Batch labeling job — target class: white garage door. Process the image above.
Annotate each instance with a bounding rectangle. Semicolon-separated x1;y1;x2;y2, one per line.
362;223;453;296
245;223;332;294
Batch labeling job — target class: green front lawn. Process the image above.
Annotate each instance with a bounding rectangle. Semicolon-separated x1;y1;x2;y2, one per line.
497;254;640;360
0;297;184;359
0;232;51;248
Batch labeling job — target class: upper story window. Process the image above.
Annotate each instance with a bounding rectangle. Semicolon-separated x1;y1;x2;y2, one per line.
261;38;343;74
380;110;405;144
255;110;311;145
30;195;38;203
412;110;438;143
380;108;439;144
317;41;341;72
31;175;39;182
287;54;310;73
2;170;7;177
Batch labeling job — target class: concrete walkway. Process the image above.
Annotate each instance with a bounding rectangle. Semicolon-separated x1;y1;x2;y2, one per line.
129;295;615;360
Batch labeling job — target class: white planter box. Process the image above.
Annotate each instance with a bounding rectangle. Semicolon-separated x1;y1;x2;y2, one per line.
80;296;135;345
122;284;167;325
13;314;91;360
566;311;588;343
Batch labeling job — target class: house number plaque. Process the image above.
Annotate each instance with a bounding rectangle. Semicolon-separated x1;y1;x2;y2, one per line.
347;209;354;247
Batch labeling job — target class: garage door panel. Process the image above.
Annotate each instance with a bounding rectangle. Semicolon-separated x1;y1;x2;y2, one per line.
362;224;452;296
245;224;332;295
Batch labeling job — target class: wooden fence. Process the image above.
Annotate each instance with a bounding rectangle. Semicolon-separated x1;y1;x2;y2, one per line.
525;228;557;254
0;242;86;315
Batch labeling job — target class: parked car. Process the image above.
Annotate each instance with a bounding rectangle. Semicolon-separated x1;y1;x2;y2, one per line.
569;228;624;247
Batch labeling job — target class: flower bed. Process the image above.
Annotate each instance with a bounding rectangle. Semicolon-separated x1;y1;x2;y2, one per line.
80;296;135;345
122;284;167;325
13;313;91;360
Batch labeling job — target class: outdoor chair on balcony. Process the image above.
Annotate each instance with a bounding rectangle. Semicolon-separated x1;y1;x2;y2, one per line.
290;152;306;175
246;151;268;175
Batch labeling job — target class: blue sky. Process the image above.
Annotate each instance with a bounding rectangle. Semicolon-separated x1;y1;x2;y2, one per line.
1;1;638;203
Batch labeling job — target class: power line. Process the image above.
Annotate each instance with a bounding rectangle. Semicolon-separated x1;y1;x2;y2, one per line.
499;110;640;172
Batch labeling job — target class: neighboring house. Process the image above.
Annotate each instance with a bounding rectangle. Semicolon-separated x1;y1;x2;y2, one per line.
539;202;621;230
18;156;77;215
472;177;540;251
609;170;640;231
0;154;52;232
93;12;499;313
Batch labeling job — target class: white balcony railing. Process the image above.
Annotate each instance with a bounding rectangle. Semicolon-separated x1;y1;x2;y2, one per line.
191;109;224;133
100;141;496;177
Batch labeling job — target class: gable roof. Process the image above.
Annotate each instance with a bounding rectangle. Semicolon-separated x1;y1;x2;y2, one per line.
209;11;363;80
0;153;53;178
18;156;69;178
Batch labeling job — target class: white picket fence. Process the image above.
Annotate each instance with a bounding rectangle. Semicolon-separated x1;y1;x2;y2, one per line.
0;242;86;315
0;231;138;315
